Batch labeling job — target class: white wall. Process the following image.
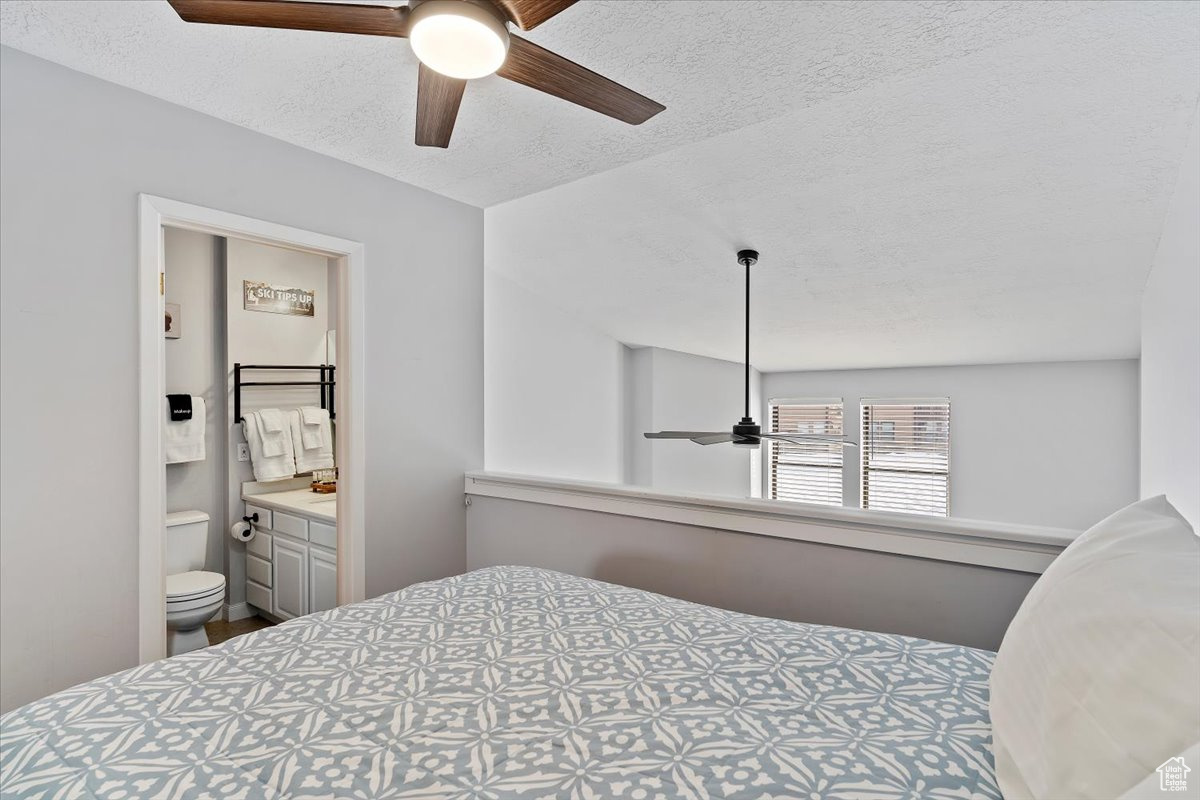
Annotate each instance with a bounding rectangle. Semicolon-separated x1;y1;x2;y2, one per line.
0;47;483;712
164;229;227;575
624;346;654;486
226;238;331;373
484;269;625;482
483;278;766;498
467;496;1039;651
626;347;762;498
225;237;335;610
1141;107;1200;532
763;360;1140;529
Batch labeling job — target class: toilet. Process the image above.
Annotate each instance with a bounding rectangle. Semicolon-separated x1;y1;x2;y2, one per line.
164;510;226;656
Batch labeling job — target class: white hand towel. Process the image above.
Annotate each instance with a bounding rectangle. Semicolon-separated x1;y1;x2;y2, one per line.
257;408;287;457
290;409;334;474
259;408;284;432
243;412;296;481
165;396;206;464
298;406;327;450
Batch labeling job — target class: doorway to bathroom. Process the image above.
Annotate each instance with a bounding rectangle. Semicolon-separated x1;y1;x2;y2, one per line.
138;196;366;664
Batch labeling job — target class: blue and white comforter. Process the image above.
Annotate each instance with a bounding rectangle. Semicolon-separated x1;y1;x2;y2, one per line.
1;566;999;799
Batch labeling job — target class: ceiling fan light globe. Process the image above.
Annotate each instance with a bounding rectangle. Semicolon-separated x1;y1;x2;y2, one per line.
409;0;510;80
733;441;760;449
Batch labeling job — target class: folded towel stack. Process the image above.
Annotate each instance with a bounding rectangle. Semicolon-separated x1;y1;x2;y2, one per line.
292;407;334;474
243;410;296;482
165;395;205;464
240;406;334;480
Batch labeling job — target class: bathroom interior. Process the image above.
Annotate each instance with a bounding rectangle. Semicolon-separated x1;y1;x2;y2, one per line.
163;228;340;655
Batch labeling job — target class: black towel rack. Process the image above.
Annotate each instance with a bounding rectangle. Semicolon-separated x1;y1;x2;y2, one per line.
233;363;335;423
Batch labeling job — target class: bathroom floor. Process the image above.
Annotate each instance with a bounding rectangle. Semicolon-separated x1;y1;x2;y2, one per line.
205;615;274;646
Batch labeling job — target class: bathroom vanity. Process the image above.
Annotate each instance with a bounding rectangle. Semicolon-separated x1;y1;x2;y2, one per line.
242;482;337;620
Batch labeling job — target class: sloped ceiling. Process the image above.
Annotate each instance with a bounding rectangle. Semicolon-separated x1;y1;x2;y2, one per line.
485;2;1200;370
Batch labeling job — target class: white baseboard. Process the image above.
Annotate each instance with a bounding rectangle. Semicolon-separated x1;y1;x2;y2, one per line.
223;602;254;622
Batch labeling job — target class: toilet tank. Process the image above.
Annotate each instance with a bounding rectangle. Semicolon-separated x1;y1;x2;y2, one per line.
164;510;210;575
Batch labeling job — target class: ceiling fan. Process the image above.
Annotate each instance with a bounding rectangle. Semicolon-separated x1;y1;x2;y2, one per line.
644;250;856;450
166;0;665;148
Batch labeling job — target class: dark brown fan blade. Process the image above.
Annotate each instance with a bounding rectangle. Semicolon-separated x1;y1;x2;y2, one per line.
691;433;740;445
415;64;467;148
644;431;725;439
759;433;857;447
490;0;577;30
497;35;665;125
167;0;410;37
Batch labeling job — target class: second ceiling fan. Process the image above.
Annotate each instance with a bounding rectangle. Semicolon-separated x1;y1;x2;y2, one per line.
167;0;665;148
645;250;856;450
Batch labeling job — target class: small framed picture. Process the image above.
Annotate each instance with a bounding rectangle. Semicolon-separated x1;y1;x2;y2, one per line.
165;303;181;339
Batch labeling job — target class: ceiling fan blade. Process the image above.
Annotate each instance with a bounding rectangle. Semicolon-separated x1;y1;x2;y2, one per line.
497;35;665;125
490;0;578;30
415;64;466;148
759;433;858;447
691;433;741;445
644;431;726;439
167;0;410;37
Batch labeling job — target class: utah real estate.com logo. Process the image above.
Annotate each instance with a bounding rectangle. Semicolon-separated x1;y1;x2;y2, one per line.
1157;756;1191;793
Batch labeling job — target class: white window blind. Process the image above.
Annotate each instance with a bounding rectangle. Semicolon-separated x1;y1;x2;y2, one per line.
768;399;844;507
860;398;950;516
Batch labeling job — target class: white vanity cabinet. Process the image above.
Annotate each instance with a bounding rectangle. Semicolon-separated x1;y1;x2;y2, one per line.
272;536;308;620
244;495;336;620
308;548;338;615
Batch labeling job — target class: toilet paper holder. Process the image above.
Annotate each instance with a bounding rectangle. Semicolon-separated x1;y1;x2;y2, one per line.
242;512;259;524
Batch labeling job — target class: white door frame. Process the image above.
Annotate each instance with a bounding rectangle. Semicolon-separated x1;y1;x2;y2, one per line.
138;194;366;664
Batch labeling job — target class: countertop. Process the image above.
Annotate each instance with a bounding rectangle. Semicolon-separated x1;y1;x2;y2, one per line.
243;486;336;524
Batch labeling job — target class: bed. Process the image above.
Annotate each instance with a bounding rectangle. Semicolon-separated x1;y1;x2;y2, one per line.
0;566;999;799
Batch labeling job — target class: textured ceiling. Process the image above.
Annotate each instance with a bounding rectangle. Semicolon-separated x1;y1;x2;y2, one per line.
0;0;1131;207
486;2;1200;371
3;1;1198;371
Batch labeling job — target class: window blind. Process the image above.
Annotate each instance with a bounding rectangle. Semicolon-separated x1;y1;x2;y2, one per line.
768;399;844;507
860;398;950;516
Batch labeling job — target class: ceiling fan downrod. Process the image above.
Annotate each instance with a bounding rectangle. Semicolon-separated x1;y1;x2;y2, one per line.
733;249;760;447
641;249;852;449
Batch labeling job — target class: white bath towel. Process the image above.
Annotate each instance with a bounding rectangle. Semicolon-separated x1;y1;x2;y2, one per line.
299;406;325;449
243;411;296;481
257;408;288;457
290;408;334;474
165;396;206;464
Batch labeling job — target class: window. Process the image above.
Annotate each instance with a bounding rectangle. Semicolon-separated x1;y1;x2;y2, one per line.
860;398;950;516
767;399;844;506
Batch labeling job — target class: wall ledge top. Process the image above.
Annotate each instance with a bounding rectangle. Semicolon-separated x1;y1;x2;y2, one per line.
464;471;1079;574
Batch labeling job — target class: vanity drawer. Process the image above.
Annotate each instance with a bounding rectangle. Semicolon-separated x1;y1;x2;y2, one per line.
246;530;272;560
245;504;273;531
272;510;308;541
247;554;272;587
309;521;337;550
246;580;272;612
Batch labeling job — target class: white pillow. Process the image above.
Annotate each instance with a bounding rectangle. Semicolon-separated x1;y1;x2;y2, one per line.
989;495;1200;800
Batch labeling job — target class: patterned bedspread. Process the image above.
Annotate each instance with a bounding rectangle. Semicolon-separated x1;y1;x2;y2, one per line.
1;566;999;799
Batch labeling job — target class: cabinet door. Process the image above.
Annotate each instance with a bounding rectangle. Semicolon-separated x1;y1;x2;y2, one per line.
308;548;338;615
272;537;308;620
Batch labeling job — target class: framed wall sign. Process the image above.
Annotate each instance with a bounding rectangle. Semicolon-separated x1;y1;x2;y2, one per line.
243;281;315;316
